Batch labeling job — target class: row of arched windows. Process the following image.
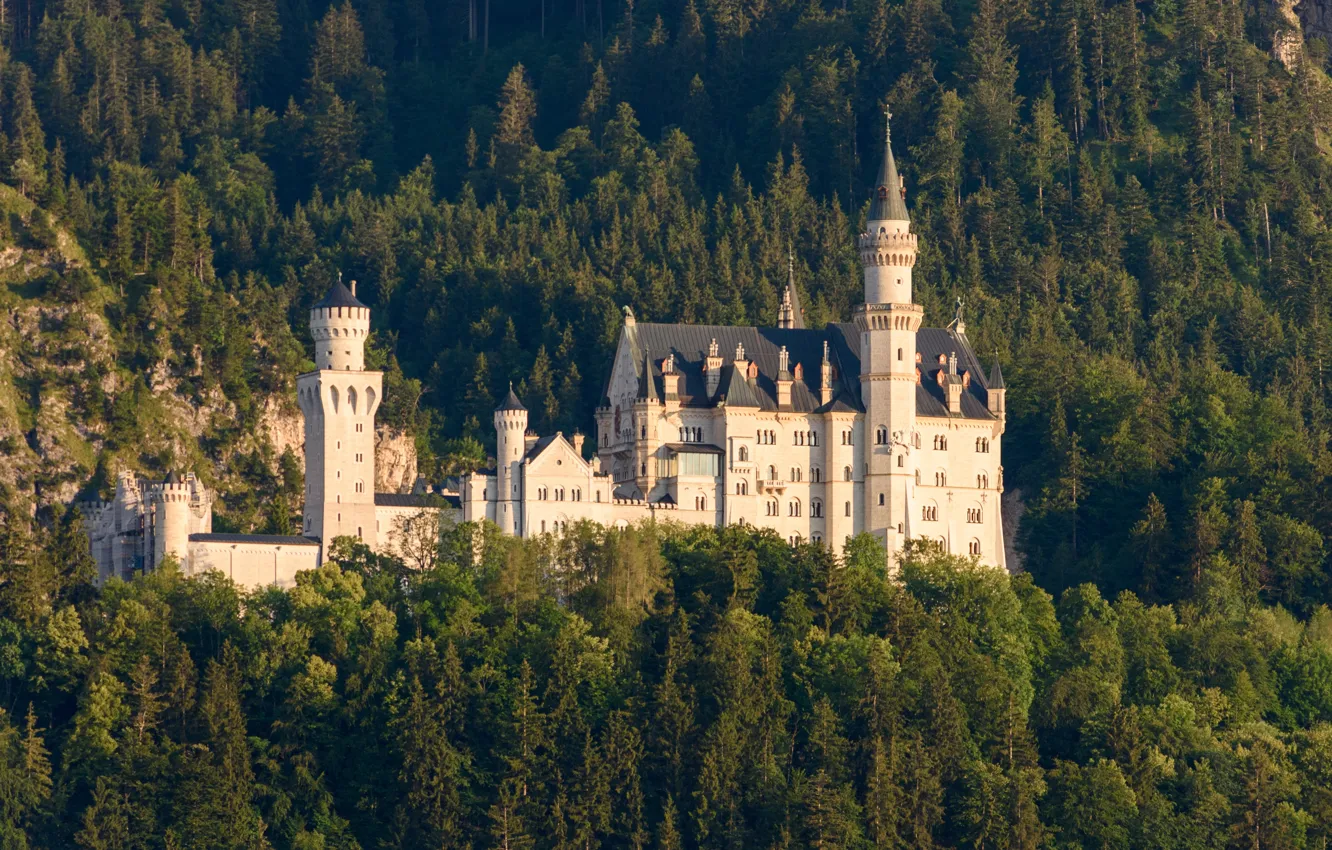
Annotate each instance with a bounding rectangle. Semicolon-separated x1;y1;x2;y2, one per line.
976;437;990;452
536;487;582;502
682;427;703;442
757;430;776;444
794;431;819;446
933;435;948;450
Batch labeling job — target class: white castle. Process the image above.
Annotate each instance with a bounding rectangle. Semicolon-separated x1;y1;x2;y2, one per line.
85;126;1008;590
463;126;1008;569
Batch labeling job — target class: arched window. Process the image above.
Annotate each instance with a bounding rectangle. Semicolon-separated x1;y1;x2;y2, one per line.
789;499;802;517
969;539;982;556
767;500;779;516
696;495;708;511
768;465;778;481
876;427;888;445
811;499;823;518
878;493;885;506
812;466;822;483
923;504;938;522
967;507;983;523
538;487;548;500
739;445;749;462
811;431;819;446
574;488;582;502
736;481;748;495
935;471;947;486
641;425;647;439
844;501;852;517
812;533;823;544
977;473;989;489
844;466;853;482
791;467;802;482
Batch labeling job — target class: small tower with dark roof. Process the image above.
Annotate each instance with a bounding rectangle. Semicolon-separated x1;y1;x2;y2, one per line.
296;274;382;554
310;275;370;371
493;384;528;535
777;250;805;330
987;358;1006;419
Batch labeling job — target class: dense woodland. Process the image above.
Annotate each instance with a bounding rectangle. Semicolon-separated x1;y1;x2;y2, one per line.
0;0;1332;843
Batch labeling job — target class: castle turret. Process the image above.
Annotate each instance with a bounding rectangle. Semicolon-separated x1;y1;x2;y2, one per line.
494;385;528;535
297;277;381;555
856;106;922;561
987;358;1006;419
777;251;804;330
310;276;371;371
149;471;211;573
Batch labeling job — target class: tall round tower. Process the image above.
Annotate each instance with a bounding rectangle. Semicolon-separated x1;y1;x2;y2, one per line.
151;470;192;570
857;108;922;562
297;277;382;556
494;385;528;535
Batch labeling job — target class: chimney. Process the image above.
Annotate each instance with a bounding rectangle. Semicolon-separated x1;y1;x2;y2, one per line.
820;340;834;406
662;354;682;413
776;345;793;409
705;338;723;398
525;429;539;453
572;430;585;456
350;279;357;297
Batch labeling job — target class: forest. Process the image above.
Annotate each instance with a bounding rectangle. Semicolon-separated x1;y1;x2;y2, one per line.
0;0;1330;843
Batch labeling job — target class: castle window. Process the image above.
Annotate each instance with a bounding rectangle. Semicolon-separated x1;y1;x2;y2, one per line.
768;465;777;481
641;463;647;475
791;467;802;483
357;527;362;538
875;427;888;445
878;493;885;506
603;435;608;447
976;438;990;453
933;435;948;450
696;495;707;511
923;505;938;522
969;539;981;556
812;533;822;544
935;471;947;486
737;481;748;495
977;473;989;489
845;501;851;516
812;466;822;483
574;489;582;501
967;507;983;523
811;499;823;518
538;487;548;500
844;466;852;482
897;455;904;468
897;348;903;361
556;488;565;501
767;500;779;516
789;499;801;517
355;481;364;493
915;470;921;485
541;521;546;533
595;491;602;502
739;445;749;462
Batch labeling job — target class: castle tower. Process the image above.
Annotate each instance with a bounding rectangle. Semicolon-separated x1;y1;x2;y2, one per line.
297;278;381;554
856;108;922;559
777;250;804;330
494;385;528;535
149;471;211;572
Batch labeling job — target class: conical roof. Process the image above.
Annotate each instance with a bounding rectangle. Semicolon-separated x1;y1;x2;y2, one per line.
869;111;910;223
989;359;1005;390
314;278;367;310
165;470;181;485
496;383;527;412
785;252;805;330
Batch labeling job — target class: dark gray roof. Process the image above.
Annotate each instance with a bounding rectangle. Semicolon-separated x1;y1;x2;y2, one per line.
663;442;725;454
621;322;996;420
990;359;1005;389
165;470;181;485
523;434;560;460
374;492;460;508
869;131;910;223
314;280;367;310
188;533;320;546
496;385;527;412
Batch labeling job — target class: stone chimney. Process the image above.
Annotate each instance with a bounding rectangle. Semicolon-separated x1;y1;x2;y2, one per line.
820;340;834;406
525;429;540;453
946;351;963;415
662;354;682;414
776;345;793;409
705;338;723;398
350;279;357;297
733;341;749;382
572;430;585;456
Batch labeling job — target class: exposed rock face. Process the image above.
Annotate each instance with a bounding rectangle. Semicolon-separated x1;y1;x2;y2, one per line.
1277;0;1306;70
1296;0;1332;47
261;400;304;469
375;427;418;494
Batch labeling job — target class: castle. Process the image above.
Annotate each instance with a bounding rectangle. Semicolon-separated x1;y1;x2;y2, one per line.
462;125;1008;569
83;280;457;589
85;124;1008;589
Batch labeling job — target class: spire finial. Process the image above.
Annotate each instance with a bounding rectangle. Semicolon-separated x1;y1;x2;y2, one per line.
885;104;893;143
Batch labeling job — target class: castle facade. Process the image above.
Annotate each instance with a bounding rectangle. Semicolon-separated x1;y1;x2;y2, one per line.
463;130;1008;568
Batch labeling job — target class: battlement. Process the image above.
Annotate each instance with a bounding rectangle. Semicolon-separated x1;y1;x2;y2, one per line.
858;229;918;267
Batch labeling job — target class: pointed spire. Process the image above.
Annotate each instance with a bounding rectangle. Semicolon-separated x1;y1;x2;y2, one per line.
989;355;1005;389
640;348;659;402
869;104;910;223
496;381;527;412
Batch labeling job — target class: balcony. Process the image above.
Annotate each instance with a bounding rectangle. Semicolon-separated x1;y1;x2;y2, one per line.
757;478;788;493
